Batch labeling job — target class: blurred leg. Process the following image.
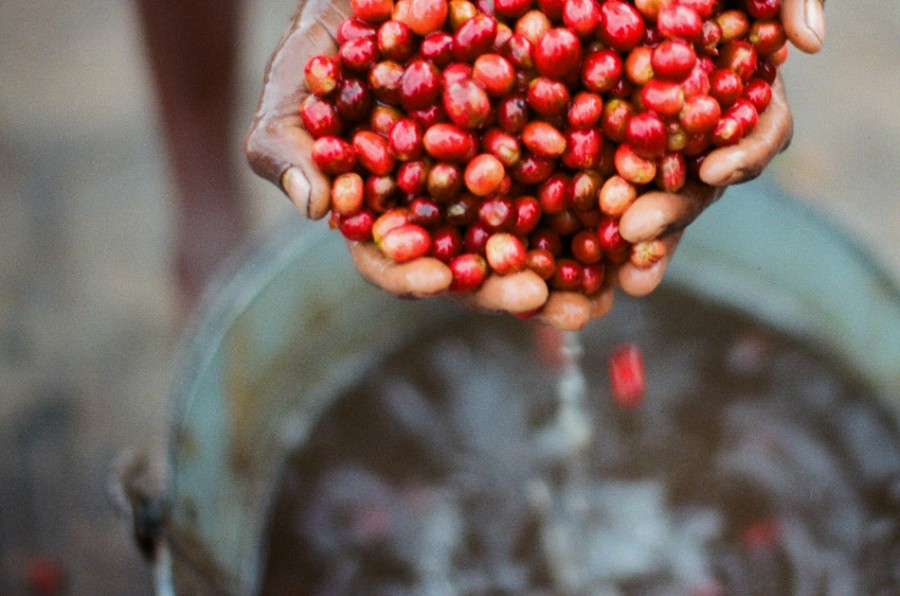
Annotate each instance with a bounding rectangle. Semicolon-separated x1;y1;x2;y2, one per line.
136;0;250;309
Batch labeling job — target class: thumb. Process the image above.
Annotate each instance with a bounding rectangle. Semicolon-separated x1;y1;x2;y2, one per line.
782;0;825;54
245;17;343;219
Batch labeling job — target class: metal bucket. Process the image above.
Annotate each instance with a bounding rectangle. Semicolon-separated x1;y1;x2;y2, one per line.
152;178;899;594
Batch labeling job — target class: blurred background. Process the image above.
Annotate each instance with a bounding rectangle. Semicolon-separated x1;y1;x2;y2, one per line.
0;0;896;593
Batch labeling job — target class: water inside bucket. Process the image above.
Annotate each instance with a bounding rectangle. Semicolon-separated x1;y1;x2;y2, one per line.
258;287;899;595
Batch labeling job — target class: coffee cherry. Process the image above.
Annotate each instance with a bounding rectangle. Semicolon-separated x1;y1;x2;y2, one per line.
351;0;394;24
388;118;425;161
379;223;433;262
581;49;624;94
656;3;703;42
377;20;415;62
526;248;557;280
599;175;637;217
741;78;772;113
472;54;517;97
465;221;492;255
452;14;498;62
597;0;646;52
400;60;441;111
485;232;527;275
679;94;722;134
370;104;404;136
651;39;697;82
562;0;601;39
482;128;522;167
300;95;343;139
406;0;449;35
312;136;357;175
423;123;474;162
515;10;553;45
571;229;603;264
353;130;395;175
527;77;572;118
512;196;542;235
561;127;603;170
304;56;341;96
364;174;400;211
331;172;366;215
641;79;685;117
426;161;464;200
396;159;430;194
608;342;646;410
338;209;376;241
443;79;493;129
478;195;517;231
340;37;380;73
655;151;687;192
335;78;374;122
420;31;455;66
625;112;668;159
495;0;534;19
465;154;506;196
550;258;583;291
624;46;654;86
581;261;605;295
522;121;567;158
449;253;488;291
448;0;479;30
337;17;378;44
369;61;404;104
431;225;463;261
567;92;604;129
537;172;572;214
408;196;442;226
534;27;583;79
744;0;782;21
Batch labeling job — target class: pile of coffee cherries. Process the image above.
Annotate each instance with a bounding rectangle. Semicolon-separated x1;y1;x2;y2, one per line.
301;0;787;295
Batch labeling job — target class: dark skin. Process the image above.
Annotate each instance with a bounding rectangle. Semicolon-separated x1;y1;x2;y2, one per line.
140;0;825;324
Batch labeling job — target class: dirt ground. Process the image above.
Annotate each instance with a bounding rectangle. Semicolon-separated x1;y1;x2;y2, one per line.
0;1;896;593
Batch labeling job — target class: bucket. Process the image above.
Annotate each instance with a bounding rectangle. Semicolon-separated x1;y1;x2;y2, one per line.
152;178;899;594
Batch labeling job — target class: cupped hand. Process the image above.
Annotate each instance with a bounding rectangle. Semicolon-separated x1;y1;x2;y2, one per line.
608;0;827;300
243;0;596;327
244;0;452;299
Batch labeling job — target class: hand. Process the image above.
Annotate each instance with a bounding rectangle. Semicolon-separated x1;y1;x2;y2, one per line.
244;0;605;328
782;0;826;55
609;0;827;300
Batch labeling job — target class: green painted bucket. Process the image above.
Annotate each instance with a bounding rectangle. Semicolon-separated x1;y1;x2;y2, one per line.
152;178;899;594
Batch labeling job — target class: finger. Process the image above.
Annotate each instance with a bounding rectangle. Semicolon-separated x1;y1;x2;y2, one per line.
699;75;793;186
535;286;615;330
461;270;550;314
782;0;825;55
348;241;453;297
615;232;683;297
618;182;722;243
535;292;592;331
244;20;341;218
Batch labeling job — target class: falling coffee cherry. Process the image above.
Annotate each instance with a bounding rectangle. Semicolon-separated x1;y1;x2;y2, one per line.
608;342;646;410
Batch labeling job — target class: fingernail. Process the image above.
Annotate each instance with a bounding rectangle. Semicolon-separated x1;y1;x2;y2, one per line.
805;0;825;47
281;167;312;217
